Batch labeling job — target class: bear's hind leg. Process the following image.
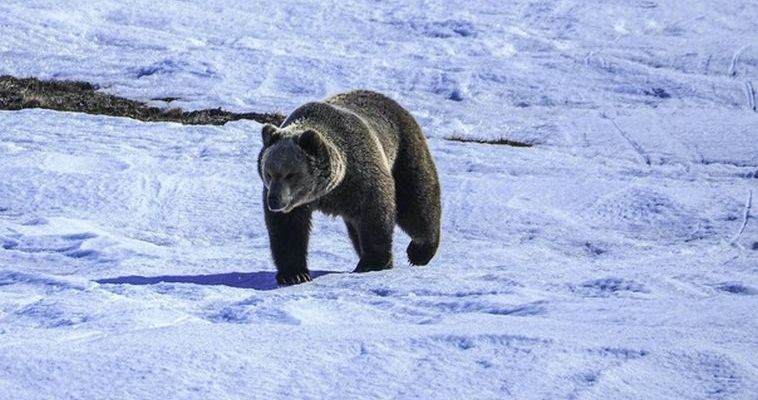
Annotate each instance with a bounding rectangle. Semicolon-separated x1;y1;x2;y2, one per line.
394;145;441;266
344;219;361;257
353;210;395;273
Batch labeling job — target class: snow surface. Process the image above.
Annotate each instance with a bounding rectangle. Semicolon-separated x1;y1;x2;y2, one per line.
1;0;757;399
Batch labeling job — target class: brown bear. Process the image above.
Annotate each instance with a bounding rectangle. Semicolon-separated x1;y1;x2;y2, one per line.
258;90;441;285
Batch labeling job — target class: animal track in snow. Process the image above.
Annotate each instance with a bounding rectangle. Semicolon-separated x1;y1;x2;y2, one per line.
585;187;704;242
663;351;745;398
417;299;547;317
1;231;102;261
574;277;649;297
384;19;477;39
7;299;91;329
715;282;757;295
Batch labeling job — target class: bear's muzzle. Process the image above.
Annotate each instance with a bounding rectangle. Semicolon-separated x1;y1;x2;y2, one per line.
267;183;292;212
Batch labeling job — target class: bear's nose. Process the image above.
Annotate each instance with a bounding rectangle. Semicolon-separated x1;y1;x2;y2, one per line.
267;195;284;211
267;183;292;212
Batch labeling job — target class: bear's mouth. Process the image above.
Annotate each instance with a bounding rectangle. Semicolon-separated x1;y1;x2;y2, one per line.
268;205;292;213
267;199;296;213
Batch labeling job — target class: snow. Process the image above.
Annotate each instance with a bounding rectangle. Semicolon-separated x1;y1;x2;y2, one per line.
1;0;757;399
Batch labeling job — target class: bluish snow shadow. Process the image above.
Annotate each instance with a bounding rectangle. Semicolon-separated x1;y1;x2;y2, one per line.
96;270;337;291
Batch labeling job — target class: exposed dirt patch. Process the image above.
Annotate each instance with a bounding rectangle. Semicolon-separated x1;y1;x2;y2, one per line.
0;75;285;126
445;135;533;147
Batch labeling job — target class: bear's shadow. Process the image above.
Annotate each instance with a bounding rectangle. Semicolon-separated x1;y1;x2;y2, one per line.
96;270;338;291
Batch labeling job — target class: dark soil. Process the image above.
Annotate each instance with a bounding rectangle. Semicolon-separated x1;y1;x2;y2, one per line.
445;135;532;147
0;75;285;126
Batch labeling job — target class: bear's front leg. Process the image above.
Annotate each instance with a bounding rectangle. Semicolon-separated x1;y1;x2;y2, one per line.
263;189;313;285
353;210;394;273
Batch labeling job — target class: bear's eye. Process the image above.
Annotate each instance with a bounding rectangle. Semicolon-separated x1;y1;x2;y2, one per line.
284;173;296;181
265;172;272;181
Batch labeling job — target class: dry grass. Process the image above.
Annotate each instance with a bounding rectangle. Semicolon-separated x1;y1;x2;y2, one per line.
445;135;533;147
0;75;285;126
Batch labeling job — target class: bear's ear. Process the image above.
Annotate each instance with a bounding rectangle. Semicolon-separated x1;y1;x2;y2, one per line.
261;123;281;147
296;129;325;157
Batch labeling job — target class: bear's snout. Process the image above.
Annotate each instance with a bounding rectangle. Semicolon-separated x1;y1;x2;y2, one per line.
267;195;286;212
267;184;292;212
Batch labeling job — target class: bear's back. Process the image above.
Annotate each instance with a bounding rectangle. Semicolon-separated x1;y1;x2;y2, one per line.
327;90;416;166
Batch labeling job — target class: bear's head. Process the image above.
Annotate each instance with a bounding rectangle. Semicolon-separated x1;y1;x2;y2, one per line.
258;123;344;213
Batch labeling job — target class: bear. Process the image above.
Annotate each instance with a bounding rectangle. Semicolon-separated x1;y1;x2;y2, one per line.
258;90;441;285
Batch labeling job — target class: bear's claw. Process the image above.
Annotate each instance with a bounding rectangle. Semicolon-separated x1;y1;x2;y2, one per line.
276;271;312;286
353;262;393;273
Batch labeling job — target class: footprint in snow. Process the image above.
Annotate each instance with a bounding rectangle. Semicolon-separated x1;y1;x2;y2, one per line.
1;231;102;260
574;277;649;297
